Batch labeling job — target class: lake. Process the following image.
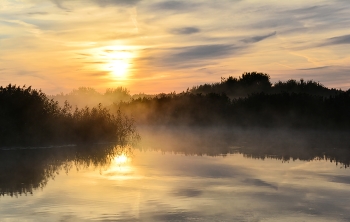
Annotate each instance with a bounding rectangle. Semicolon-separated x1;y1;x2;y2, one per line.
1;127;350;221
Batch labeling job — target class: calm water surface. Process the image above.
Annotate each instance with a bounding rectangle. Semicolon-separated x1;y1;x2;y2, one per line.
1;127;350;221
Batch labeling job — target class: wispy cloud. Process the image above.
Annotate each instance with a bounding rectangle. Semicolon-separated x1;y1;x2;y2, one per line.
50;0;141;10
321;34;350;46
156;44;243;69
27;12;49;15
170;27;200;35
151;1;199;12
1;0;350;93
51;0;68;10
241;31;277;44
94;0;141;7
298;66;330;71
168;44;241;61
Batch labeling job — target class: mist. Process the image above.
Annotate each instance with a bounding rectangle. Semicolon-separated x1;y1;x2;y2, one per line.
2;72;350;221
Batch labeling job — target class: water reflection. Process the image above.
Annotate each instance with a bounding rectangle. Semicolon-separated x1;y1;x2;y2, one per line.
0;144;133;197
1;127;350;221
137;126;350;167
103;148;138;180
1;127;349;197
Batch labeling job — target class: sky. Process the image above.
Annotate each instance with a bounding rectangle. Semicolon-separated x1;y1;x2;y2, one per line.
0;0;349;94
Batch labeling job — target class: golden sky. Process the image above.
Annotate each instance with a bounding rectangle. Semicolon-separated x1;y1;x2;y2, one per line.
0;0;349;94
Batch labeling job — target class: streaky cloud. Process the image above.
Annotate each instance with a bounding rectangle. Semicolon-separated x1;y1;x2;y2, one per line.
51;0;68;10
51;0;141;9
169;44;241;61
151;1;198;11
27;12;49;15
76;53;91;57
155;44;245;69
322;34;350;46
291;34;350;50
241;31;277;44
94;0;141;7
170;27;200;35
298;66;330;71
104;49;131;53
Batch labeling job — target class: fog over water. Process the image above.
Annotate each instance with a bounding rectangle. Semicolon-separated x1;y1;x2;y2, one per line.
2;0;350;220
138;126;350;166
1;126;350;221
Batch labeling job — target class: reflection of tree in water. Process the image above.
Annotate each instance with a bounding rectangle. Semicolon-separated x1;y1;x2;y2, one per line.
0;145;133;197
138;127;350;168
2;128;350;196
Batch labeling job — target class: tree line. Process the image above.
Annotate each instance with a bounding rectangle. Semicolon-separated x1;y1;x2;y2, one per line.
116;72;350;129
189;72;341;98
0;84;139;147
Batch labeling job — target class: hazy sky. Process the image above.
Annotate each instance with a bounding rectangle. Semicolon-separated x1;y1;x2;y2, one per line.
0;0;349;94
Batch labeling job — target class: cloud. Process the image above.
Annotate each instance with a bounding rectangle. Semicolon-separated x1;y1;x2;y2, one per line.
94;0;141;7
50;0;141;9
0;35;10;39
298;66;330;71
83;61;106;64
76;53;91;57
299;34;350;49
248;3;349;36
251;17;302;30
292;34;350;50
87;71;110;78
51;0;68;10
170;27;200;35
284;4;347;23
151;1;198;12
241;31;277;43
168;44;240;61
27;12;49;15
321;34;350;46
155;44;243;69
104;49;131;53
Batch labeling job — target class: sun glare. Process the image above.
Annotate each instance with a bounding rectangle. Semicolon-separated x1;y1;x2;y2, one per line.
89;45;135;80
104;47;134;79
102;152;136;180
114;154;128;165
111;59;130;78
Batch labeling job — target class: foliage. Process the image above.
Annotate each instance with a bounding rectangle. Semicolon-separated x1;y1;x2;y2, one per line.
190;72;271;97
51;86;132;108
116;73;350;129
190;72;341;98
0;84;138;147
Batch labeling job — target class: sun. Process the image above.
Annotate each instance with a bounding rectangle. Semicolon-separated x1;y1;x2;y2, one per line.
104;47;134;79
89;45;135;80
111;59;130;78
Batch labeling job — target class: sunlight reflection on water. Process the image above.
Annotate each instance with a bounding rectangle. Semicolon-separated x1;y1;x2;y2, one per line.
102;154;137;180
1;128;350;221
1;150;350;221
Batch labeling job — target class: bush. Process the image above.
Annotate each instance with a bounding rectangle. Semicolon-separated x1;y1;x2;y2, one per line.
0;84;138;147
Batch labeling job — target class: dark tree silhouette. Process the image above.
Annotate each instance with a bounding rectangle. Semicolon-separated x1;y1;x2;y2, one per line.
115;72;350;129
0;84;138;147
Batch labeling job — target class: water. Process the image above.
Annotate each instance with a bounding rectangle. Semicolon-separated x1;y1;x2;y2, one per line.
1;127;350;221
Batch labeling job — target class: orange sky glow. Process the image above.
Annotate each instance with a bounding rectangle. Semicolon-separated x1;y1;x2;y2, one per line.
0;0;349;94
